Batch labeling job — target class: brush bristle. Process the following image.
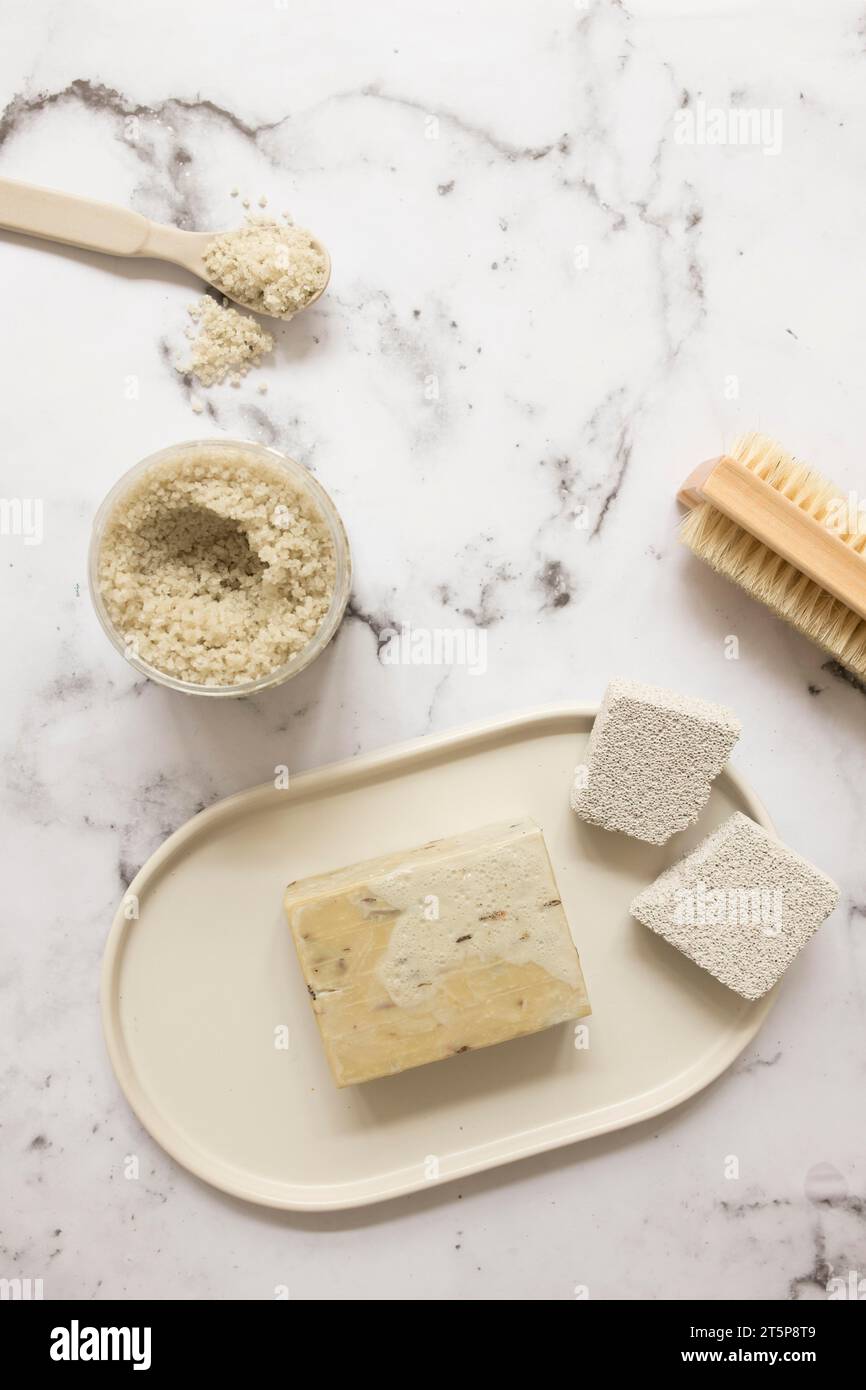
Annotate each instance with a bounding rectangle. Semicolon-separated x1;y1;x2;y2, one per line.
681;432;866;677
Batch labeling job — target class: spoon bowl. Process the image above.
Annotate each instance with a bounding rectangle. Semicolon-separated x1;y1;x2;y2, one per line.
0;176;330;320
153;224;332;318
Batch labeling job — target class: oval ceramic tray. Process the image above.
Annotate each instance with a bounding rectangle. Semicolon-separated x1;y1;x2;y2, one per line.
101;705;776;1211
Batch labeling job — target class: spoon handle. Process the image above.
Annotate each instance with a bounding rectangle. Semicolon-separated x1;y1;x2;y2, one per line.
0;175;154;257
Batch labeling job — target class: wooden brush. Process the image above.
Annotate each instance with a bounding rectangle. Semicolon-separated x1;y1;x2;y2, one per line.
678;433;866;677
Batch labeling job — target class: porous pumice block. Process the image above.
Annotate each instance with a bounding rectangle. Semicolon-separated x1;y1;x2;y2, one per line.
629;812;838;1000
570;678;741;844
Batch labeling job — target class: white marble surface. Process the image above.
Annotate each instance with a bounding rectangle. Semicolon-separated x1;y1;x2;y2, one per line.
2;0;865;1301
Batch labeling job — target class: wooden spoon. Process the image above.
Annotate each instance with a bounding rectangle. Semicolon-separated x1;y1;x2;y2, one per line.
0;176;330;318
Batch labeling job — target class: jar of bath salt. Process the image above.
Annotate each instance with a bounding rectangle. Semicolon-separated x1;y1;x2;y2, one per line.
89;439;351;696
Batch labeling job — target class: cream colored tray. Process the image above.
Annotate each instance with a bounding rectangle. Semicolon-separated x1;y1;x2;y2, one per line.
101;706;776;1211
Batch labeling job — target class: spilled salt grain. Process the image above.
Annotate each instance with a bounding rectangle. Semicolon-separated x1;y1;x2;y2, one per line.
179;296;274;387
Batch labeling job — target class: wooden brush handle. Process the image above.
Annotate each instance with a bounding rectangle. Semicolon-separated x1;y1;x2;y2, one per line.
679;455;866;621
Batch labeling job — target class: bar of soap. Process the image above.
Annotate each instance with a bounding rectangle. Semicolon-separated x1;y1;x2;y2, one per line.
284;818;591;1086
630;812;838;999
571;678;741;844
